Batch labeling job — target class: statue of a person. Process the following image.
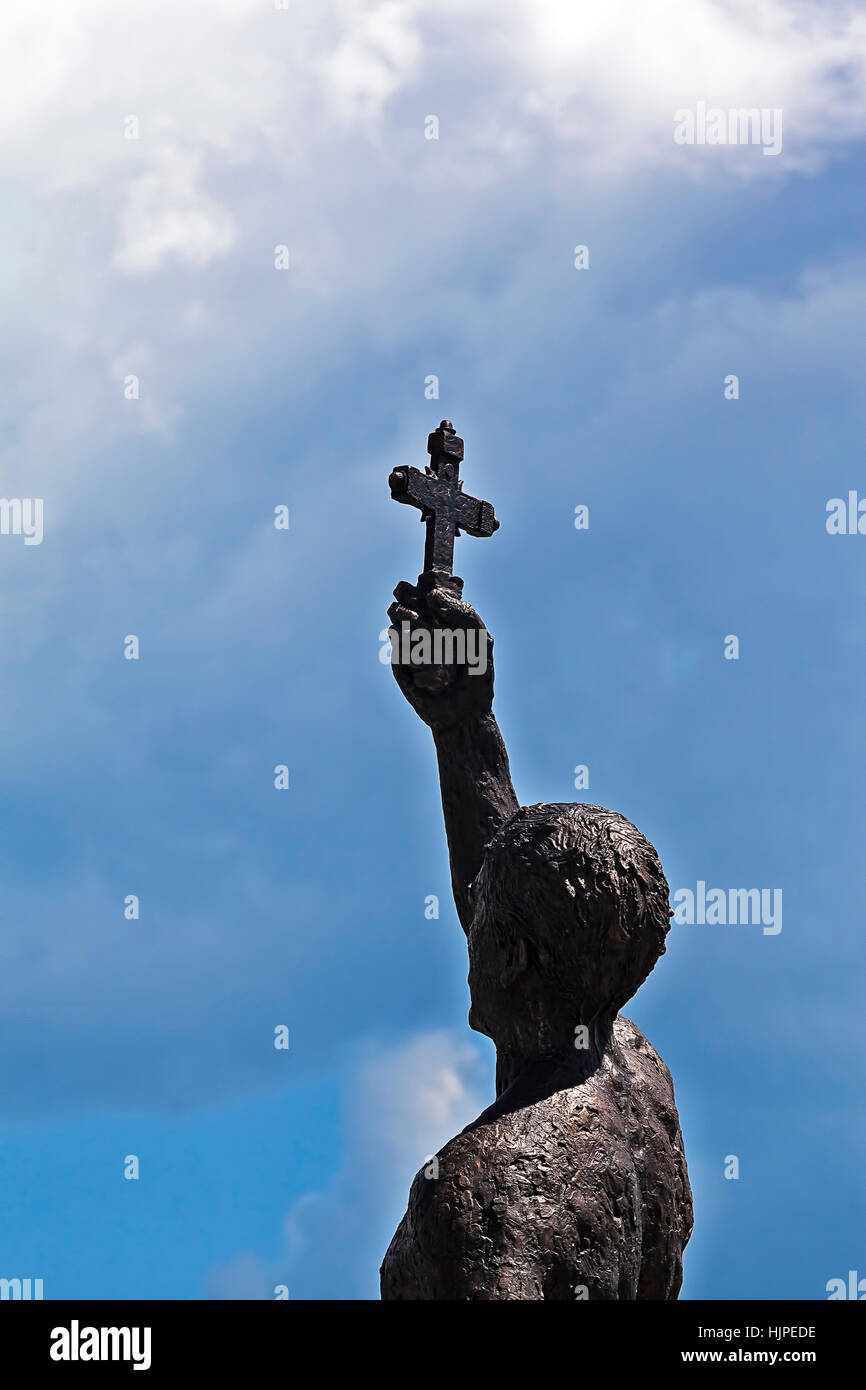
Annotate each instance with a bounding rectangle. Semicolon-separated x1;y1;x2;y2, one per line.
380;576;693;1300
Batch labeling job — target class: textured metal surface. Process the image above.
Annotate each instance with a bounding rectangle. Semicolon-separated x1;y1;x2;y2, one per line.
383;430;692;1300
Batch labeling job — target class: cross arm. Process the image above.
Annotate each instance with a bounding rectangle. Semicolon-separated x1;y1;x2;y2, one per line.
389;465;437;513
455;492;499;538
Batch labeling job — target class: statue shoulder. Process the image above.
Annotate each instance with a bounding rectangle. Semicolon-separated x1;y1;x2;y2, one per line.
613;1013;675;1087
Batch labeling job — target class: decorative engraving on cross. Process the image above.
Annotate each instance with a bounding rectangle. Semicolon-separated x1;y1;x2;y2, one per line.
388;420;499;588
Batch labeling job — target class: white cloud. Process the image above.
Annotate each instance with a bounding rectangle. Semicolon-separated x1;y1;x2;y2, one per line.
207;1030;490;1298
113;151;236;273
341;1028;488;1179
515;0;866;164
318;0;423;120
0;0;863;460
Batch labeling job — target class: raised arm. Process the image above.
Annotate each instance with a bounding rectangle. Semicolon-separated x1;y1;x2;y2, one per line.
387;578;519;932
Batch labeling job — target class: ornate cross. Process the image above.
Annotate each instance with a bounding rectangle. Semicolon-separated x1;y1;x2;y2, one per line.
388;420;499;579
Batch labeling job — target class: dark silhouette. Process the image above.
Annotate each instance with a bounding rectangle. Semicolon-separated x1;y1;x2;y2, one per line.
380;424;692;1300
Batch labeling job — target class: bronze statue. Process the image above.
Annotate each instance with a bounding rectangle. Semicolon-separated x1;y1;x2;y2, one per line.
381;422;692;1300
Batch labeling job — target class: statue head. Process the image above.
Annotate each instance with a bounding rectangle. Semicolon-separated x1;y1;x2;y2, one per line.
467;803;671;1056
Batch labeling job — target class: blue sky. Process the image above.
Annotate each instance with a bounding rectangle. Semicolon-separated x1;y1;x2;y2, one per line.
0;0;864;1299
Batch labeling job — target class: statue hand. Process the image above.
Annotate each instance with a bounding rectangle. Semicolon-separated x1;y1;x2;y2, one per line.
386;580;495;730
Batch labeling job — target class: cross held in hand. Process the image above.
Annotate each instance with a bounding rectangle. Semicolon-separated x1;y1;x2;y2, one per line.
389;421;499;578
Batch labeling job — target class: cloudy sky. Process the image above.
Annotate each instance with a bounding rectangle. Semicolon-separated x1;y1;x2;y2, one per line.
0;0;864;1299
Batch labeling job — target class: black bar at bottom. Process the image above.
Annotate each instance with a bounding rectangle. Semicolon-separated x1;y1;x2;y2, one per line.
0;1299;858;1376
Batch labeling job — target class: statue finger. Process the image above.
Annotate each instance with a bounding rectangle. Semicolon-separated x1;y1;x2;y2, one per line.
388;600;418;626
427;587;483;630
392;580;419;606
